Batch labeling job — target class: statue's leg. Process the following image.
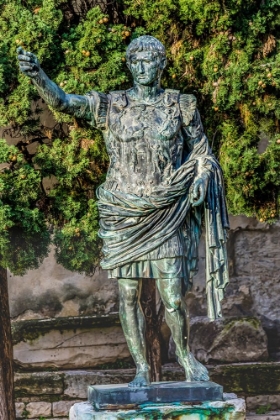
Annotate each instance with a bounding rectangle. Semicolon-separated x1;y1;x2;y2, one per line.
118;278;150;387
156;277;209;382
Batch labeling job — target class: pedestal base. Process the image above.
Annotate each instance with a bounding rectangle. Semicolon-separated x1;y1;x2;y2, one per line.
69;394;246;420
88;381;223;410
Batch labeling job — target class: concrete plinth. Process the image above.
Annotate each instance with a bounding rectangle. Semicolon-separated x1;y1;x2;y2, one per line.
69;394;246;419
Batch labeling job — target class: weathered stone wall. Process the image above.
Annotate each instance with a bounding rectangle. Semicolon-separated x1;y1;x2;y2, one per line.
12;315;131;370
8;247;119;321
14;364;280;419
9;215;280;365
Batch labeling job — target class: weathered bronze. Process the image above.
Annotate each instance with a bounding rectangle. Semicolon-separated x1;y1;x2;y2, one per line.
18;36;229;388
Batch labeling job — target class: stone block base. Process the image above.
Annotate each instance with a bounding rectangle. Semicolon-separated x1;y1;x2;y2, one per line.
69;394;246;419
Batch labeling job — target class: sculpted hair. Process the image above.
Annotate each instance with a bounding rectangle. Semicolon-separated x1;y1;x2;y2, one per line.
126;35;166;63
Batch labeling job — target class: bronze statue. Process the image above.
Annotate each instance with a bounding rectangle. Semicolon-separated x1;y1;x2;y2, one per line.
18;35;229;387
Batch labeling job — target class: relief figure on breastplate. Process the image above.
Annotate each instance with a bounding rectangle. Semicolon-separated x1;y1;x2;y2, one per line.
18;35;229;388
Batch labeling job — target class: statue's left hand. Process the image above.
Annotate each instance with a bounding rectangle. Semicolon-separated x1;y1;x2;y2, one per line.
190;177;208;207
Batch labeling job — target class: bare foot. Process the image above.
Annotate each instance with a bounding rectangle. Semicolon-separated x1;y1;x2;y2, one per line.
128;370;150;388
179;351;209;382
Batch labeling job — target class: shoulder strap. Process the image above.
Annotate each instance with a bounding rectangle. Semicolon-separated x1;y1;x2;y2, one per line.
109;90;128;109
179;93;197;126
163;88;180;106
85;91;109;130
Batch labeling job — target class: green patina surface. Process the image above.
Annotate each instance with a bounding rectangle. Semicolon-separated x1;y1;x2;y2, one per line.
71;400;243;420
115;406;233;420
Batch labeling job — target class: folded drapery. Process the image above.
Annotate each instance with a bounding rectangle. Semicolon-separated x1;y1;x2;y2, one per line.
97;135;229;320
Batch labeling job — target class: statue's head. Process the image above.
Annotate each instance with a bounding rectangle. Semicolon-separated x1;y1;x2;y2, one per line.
126;36;167;86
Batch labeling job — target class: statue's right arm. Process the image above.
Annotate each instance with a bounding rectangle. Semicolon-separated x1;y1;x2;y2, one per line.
17;48;92;121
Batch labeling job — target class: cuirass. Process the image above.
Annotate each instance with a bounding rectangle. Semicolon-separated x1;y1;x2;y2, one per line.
105;89;185;196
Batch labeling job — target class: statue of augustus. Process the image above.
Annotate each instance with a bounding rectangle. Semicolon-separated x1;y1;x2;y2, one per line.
18;35;229;387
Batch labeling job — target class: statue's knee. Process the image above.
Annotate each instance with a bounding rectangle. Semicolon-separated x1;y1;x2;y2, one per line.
164;295;182;312
119;280;138;305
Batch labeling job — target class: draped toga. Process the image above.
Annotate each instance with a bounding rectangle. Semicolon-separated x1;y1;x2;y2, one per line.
86;88;229;320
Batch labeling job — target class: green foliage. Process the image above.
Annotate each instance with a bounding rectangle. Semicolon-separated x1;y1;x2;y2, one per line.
58;8;129;94
0;140;50;274
0;0;280;273
256;404;271;414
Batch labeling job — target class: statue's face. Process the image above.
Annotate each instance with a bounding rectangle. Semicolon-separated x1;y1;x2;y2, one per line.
128;51;165;85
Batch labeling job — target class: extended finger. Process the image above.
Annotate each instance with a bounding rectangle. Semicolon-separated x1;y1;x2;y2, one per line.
17;47;34;57
23;51;37;60
19;65;36;72
18;54;35;62
25;51;35;57
19;62;35;68
20;62;38;70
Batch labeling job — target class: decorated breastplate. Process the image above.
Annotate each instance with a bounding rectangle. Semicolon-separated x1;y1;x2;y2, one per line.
105;89;184;195
108;89;181;142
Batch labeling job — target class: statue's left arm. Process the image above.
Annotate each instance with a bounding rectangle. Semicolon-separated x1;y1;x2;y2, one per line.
180;94;229;320
180;94;212;207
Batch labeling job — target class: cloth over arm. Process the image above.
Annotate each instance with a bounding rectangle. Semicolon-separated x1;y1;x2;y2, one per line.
180;94;230;320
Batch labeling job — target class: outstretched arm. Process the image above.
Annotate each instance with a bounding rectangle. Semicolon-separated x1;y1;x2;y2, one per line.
17;47;92;121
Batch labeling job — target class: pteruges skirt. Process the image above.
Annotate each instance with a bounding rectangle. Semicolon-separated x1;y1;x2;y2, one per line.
108;256;188;279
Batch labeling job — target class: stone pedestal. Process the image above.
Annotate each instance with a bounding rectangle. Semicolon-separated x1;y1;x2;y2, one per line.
69;381;246;420
69;394;246;419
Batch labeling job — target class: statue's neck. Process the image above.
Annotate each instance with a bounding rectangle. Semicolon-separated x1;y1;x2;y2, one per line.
132;82;162;102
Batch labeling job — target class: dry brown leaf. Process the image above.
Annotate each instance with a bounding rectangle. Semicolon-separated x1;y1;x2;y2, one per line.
80;139;95;150
171;40;183;56
262;35;276;57
43;128;53;139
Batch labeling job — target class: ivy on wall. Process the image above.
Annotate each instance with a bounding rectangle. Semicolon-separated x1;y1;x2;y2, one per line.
0;0;280;273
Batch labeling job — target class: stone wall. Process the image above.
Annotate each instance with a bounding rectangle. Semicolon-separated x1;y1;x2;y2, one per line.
14;364;280;419
8;248;119;321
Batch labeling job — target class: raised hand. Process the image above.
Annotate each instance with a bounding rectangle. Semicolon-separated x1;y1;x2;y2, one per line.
16;46;92;122
17;47;41;78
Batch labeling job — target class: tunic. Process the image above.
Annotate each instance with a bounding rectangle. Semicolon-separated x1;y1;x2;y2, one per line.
87;89;203;279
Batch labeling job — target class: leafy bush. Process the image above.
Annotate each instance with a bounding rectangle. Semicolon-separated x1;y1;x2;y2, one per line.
0;0;280;272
